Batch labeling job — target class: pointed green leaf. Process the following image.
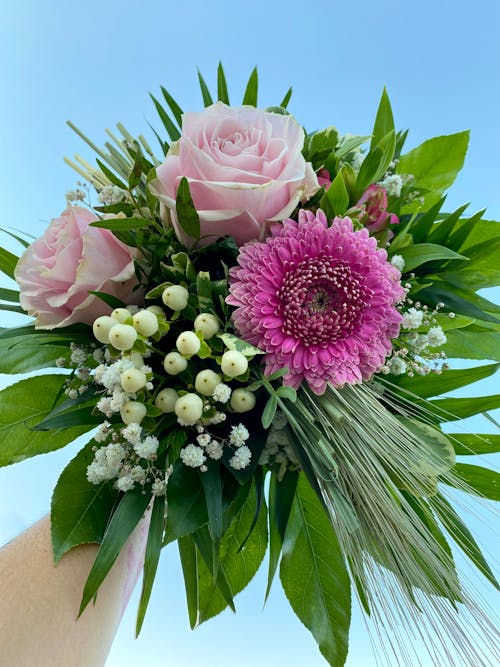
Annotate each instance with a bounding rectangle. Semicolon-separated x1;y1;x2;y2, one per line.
262;395;278;429
429;394;500;422
79;491;151;615
217;62;229;104
280;87;292;108
160;86;184;127
149;93;181;142
321;171;349;218
433;495;498;588
176;177;200;241
217;332;263;356
280;475;351;667
136;495;166;635
371;88;395;149
0;247;18;280
242;67;258;106
450;463;500;501
200;462;223;549
392;363;499;399
399;243;467;272
0;375;91;467
96;159;128;189
197;70;214;107
178;534;199;629
449;432;500;456
0;333;69;373
163;464;208;545
51;441;118;562
0;288;19;302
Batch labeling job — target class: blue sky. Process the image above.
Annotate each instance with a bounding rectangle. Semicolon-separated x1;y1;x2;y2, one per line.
0;1;499;665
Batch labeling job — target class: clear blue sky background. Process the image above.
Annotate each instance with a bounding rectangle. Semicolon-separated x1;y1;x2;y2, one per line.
0;1;498;666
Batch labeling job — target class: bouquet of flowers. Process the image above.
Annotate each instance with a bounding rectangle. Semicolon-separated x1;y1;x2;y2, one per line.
1;64;499;666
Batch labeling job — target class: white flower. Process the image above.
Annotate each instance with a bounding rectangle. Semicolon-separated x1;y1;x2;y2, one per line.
390;255;405;272
205;440;224;460
389;357;407;375
212;383;232;403
97;397;113;415
134;435;159;459
379;174;403;197
426;326;447;348
180;444;206;468
116;475;135;492
229;445;251;470
402;307;424;330
122;423;142;445
70;344;87;365
229;423;249;447
86;461;106;484
110;388;130;412
98;184;126;205
197;433;211;447
130;465;146;483
152;479;167;496
105;443;126;470
94;421;111;443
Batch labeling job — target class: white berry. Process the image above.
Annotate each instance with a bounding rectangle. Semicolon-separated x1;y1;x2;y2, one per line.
147;305;164;315
108;324;138;351
155;388;179;413
163;352;188;375
120;401;147;425
194;313;220;339
195;369;221;396
132;309;159;337
162;285;189;311
92;316;116;344
175;393;203;425
176;331;201;356
230;388;256;413
120;368;147;393
111;307;131;323
221;350;248;377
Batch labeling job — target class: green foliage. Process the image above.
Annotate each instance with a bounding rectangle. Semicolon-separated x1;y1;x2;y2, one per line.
398;243;467;272
0;375;91;467
242;67;258;106
450;463;500;501
176;177;201;241
0;331;69;373
371;88;395;150
280;475;351;667
320;171;349;218
51;441;118;562
391;363;499;399
449;432;500;456
0;247;18;279
217;62;230;104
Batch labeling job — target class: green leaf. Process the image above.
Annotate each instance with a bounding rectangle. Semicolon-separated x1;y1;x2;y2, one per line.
128;143;144;190
0;375;91;467
429;394;500;422
0;287;19;302
321;171;349;218
433;495;499;588
280;475;351;667
449;432;500;456
0;247;18;279
0;303;25;314
0;334;69;373
417;282;500;324
217;332;263;356
0;227;32;248
163;464;208;545
89;217;151;232
217;62;230;104
200;462;223;558
176;177;200;241
136;495;166;635
280;87;292;109
96;159;128;189
371;88;395;150
304;127;339;168
398;243;467;272
160;86;184;127
242;67;258;106
178;534;199;629
79;491;151;615
391;363;499;399
88;290;126;310
395;417;455;482
397;132;469;208
51;441;118;562
196;271;216;315
150;93;181;142
266;469;298;600
197;70;214;107
449;463;500;501
356;129;396;196
196;486;268;623
262;395;278;429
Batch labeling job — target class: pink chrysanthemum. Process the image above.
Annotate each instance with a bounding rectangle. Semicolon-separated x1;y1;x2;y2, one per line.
227;209;405;394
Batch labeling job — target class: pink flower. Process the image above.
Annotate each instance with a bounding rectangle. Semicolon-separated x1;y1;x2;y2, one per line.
15;206;139;329
356;184;399;233
317;168;332;189
151;102;319;247
227;209;405;394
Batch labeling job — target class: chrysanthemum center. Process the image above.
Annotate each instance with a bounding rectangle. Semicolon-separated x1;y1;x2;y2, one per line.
278;256;370;346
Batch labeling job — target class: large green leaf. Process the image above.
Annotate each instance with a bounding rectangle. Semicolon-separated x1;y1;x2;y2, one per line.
280;475;351;667
176;177;200;241
391;363;499;399
79;490;151;615
0;333;70;373
397;131;469;208
242;67;258;106
0;247;18;279
449;432;500;456
429;394;500;422
398;243;467;272
163;464;208;545
196;483;268;623
371;87;394;149
178;534;199;629
443;329;500;361
449;463;500;501
0;375;91;467
51;441;118;562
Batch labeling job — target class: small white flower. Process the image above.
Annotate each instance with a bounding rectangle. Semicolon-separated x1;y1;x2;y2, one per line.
98;184;126;205
180;444;206;468
94;421;111;443
152;479;167;496
130;465;146;483
197;433;211;447
116;475;135;492
205;440;224;460
426;326;447;348
70;345;87;365
229;424;249;447
134;435;159;459
390;255;405;272
110;388;130;412
212;383;232;403
56;357;66;368
379;174;403;197
122;423;142;445
389;357;407;375
402;307;424;330
229;445;251;470
97;397;113;415
105;443;126;470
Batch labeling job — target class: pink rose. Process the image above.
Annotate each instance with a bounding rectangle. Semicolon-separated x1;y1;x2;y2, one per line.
151;102;319;246
15;206;139;329
356;184;399;234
